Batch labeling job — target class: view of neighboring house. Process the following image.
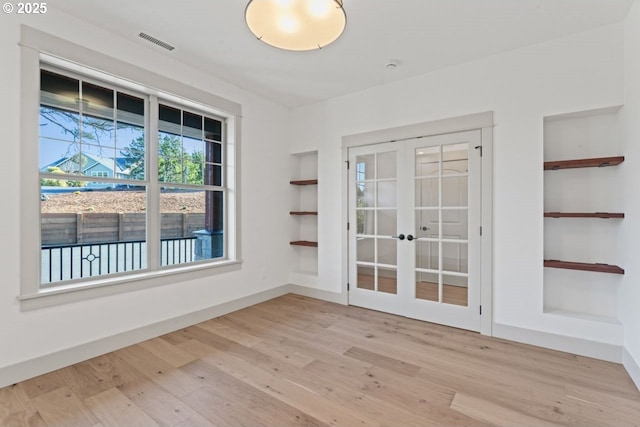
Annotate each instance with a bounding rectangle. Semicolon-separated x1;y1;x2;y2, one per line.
40;152;130;180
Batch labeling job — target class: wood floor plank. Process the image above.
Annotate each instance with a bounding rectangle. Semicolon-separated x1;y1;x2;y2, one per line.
183;341;377;427
263;335;372;373
343;346;421;377
327;318;608;399
158;330;192;347
2;294;639;427
0;385;47;427
450;392;562;427
31;386;98;427
249;339;317;369
562;385;640;426
566;383;640;415
224;309;356;354
117;374;210;427
197;319;263;347
304;359;486;427
114;345;202;398
0;386;25;421
84;387;159;427
0;411;47;427
180;329;431;427
87;353;150;392
18;370;67;399
58;360;119;401
575;355;640;395
138;337;197;368
181;359;328;427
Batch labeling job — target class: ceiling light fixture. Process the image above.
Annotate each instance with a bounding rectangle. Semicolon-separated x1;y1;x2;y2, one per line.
245;0;346;51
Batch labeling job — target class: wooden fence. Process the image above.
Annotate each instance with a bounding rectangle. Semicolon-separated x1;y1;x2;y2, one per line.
41;213;206;245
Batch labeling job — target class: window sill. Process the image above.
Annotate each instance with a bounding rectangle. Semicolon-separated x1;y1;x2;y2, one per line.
18;259;243;311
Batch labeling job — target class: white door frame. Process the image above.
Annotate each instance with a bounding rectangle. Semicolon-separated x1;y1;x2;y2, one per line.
340;112;494;336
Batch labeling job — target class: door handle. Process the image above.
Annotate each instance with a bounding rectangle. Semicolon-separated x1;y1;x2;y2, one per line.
392;234;405;240
407;234;415;241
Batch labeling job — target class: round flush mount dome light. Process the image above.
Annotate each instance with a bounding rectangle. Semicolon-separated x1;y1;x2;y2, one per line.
245;0;346;51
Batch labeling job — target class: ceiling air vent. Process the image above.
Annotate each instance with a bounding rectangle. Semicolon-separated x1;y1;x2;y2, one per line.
138;32;175;51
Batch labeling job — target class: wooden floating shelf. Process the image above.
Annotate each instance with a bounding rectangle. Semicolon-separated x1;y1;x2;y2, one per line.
290;211;318;216
544;212;624;219
544;260;624;275
290;179;318;185
544;156;624;170
290;241;318;247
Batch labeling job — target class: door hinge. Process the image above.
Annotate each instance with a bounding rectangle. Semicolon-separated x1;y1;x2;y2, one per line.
347;222;350;230
347;282;350;291
475;145;483;157
346;160;350;169
480;305;482;315
480;226;483;236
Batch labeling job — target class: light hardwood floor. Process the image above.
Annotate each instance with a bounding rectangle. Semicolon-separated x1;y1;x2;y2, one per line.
2;294;640;427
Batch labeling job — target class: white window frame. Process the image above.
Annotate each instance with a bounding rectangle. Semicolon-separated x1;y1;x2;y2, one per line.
19;26;242;310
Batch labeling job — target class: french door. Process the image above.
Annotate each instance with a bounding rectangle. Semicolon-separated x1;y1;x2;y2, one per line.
348;130;482;331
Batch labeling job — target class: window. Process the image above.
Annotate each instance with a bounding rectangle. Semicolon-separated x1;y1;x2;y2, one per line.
38;67;232;288
156;103;225;267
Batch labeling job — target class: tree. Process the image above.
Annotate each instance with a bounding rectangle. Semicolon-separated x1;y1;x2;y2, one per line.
120;136;145;180
120;133;204;184
158;134;183;183
40;166;68;187
40;166;87;187
186;151;204;184
40;107;115;152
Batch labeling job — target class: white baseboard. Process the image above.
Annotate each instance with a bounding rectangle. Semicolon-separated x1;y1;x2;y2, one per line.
493;323;623;363
289;284;347;305
623;347;640;392
289;272;319;287
0;285;291;389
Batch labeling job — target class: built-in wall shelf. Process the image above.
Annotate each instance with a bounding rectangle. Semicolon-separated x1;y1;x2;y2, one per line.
544;212;624;219
290;240;318;247
290;151;319;278
543;156;624;170
544;260;624;275
543;107;624;322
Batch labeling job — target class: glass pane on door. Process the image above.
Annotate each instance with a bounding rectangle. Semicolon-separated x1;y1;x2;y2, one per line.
378;267;397;294
357;238;374;263
357;266;375;290
414;143;469;306
443;274;468;306
415;273;438;302
416;146;440;176
442;143;469;175
378;238;397;266
355;151;397;294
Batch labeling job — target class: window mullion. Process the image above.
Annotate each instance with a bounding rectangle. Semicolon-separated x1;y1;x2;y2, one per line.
147;95;161;270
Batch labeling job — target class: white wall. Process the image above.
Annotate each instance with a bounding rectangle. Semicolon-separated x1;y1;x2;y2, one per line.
290;24;625;346
620;0;640;383
0;9;291;377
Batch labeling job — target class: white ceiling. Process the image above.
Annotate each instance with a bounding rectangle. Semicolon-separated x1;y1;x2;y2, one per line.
52;0;633;108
